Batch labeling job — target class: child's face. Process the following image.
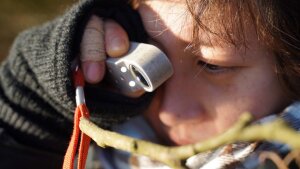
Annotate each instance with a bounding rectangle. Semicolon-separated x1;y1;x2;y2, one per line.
138;0;289;145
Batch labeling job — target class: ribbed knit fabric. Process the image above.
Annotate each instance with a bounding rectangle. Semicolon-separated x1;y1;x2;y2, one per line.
0;0;151;168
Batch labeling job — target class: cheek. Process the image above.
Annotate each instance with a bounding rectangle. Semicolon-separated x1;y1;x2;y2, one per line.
218;68;286;120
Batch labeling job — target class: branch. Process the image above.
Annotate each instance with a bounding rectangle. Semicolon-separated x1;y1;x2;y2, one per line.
79;113;300;169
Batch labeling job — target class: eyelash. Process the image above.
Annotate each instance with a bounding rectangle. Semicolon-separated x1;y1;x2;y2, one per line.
197;60;232;74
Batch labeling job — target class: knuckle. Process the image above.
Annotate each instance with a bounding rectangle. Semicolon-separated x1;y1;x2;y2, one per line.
80;15;106;61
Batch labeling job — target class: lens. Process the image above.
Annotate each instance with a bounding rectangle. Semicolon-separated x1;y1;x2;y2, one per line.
130;65;150;88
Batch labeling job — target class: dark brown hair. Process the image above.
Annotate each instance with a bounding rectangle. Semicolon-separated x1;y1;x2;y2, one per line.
186;0;300;100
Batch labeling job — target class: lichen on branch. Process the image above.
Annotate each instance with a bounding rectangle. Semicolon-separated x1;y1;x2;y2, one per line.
79;113;300;169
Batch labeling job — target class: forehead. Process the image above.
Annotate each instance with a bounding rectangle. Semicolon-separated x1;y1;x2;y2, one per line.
197;22;257;48
195;25;270;64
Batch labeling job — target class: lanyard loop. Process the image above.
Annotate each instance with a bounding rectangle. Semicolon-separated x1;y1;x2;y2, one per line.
63;67;91;169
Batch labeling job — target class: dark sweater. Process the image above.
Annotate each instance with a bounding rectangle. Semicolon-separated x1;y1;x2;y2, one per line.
0;0;152;168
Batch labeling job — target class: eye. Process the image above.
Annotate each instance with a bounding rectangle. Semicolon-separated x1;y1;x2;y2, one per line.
197;60;230;74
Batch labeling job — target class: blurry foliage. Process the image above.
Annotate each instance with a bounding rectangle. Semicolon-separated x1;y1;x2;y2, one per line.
0;0;75;61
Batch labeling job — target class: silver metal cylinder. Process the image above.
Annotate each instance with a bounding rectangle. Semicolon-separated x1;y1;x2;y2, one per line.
106;42;173;96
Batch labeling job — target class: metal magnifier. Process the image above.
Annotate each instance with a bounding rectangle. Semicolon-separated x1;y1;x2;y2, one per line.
106;42;173;97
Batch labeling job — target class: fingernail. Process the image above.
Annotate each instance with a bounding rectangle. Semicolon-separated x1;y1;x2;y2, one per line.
108;37;126;55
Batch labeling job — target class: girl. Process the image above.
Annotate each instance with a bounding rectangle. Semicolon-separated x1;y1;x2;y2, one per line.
0;0;299;168
81;0;300;168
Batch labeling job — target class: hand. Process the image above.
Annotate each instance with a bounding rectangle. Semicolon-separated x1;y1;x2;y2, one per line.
80;15;130;83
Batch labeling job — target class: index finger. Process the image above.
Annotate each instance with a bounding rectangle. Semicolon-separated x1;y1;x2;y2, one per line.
80;15;106;83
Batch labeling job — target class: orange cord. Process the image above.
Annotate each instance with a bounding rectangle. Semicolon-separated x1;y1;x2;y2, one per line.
62;67;91;169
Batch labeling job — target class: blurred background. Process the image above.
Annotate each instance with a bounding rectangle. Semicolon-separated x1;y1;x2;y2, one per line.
0;0;75;61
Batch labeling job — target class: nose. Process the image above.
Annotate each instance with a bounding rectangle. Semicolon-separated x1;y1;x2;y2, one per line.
158;74;205;127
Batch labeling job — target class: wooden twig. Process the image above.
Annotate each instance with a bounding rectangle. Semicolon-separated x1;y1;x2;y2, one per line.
80;117;184;168
79;113;300;168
